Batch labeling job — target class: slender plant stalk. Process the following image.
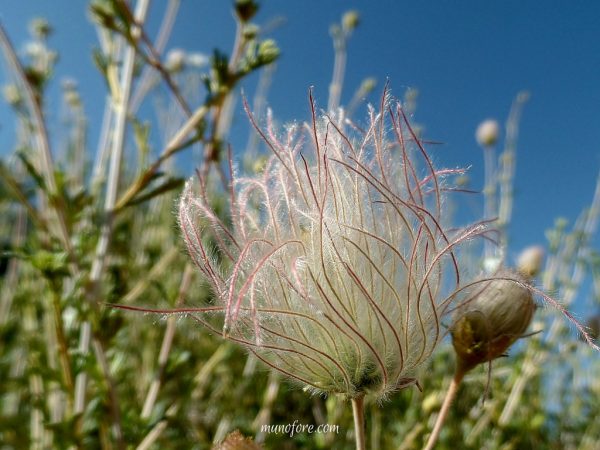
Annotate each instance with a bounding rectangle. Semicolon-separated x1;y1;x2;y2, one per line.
191;344;230;400
136;405;179;450
91;99;114;193
351;395;366;450
397;423;425;450
122;247;179;305
253;371;281;443
93;338;125;447
25;305;48;449
51;288;74;396
140;264;193;419
328;28;347;112
130;0;181;114
114;102;210;211
424;370;465;450
482;145;496;262
75;0;150;428
244;62;275;156
497;92;529;250
498;174;600;426
0;23;73;257
0;207;25;326
199;14;251;189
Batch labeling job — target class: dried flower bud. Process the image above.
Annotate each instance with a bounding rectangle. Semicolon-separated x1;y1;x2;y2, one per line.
517;245;545;279
583;314;600;342
451;268;535;373
475;119;500;147
213;430;262;450
29;18;52;39
235;0;259;23
342;10;360;32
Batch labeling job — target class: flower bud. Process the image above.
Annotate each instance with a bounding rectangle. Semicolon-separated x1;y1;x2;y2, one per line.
29;18;52;39
451;268;535;373
234;0;259;23
517;245;545;279
256;39;280;66
342;10;360;32
165;48;186;72
3;84;22;106
475;119;500;147
213;430;262;450
360;77;377;93
583;314;600;342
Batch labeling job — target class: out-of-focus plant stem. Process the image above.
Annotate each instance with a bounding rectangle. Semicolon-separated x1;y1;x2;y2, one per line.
497;174;600;426
136;405;179;450
328;27;347;112
497;91;529;251
483;144;497;262
140;264;193;420
114;102;210;211
200;13;249;190
0;23;73;259
0;208;25;327
130;0;181;114
253;371;281;443
74;2;150;446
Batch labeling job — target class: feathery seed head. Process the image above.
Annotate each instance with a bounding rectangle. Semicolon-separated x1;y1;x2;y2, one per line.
179;91;491;399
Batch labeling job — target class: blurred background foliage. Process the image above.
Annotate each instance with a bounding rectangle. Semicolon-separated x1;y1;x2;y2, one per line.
0;1;598;449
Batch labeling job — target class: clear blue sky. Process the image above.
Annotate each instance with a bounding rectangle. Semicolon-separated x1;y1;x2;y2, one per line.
1;0;600;263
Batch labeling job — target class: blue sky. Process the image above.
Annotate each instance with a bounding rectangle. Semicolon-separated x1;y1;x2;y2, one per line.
1;0;600;266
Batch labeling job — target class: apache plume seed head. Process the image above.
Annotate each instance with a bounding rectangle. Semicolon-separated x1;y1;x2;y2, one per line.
451;268;536;373
179;90;492;399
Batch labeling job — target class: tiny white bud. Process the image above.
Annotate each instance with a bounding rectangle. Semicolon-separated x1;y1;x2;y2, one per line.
342;10;360;32
165;48;186;72
475;119;500;147
517;245;545;278
3;84;22;105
